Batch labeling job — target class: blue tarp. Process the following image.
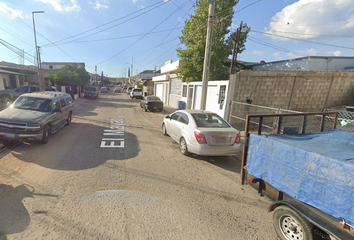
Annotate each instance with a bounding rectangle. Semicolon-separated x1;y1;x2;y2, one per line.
246;129;354;226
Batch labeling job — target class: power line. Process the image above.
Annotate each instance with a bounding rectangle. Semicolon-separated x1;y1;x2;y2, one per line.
41;0;170;48
95;0;192;66
251;29;354;51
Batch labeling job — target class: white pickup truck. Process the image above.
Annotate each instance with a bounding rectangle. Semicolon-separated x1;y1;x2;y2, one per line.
130;88;142;99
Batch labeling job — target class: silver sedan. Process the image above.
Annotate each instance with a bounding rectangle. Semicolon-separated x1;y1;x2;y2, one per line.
162;110;241;156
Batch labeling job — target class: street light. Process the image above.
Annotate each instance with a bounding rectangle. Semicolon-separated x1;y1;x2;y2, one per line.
32;11;45;89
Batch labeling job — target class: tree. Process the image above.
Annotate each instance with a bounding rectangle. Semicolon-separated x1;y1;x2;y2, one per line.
176;0;249;82
48;64;90;86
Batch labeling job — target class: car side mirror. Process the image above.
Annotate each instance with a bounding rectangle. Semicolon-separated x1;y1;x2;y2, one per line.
165;115;170;119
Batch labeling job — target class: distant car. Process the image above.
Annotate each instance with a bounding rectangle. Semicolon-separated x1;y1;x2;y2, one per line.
113;87;121;93
140;96;163;112
162;110;241;156
126;87;134;95
0;91;74;144
123;86;127;91
0;85;41;103
84;86;99;99
101;87;108;93
45;86;58;92
130;88;142;99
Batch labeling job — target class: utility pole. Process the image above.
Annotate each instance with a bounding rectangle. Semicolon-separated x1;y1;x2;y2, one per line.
200;0;215;110
32;11;45;90
230;21;243;74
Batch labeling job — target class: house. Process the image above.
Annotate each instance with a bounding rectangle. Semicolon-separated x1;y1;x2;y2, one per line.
152;60;231;118
0;62;38;90
250;56;354;71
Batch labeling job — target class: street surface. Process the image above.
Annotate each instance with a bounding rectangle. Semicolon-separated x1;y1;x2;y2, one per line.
0;92;279;240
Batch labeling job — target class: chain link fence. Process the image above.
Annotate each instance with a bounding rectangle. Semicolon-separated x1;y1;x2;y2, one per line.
324;109;354;131
229;102;345;133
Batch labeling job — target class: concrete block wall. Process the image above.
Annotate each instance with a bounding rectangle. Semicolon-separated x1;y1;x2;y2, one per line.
231;70;354;112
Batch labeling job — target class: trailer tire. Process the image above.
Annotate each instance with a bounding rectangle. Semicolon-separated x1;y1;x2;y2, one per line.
273;205;314;240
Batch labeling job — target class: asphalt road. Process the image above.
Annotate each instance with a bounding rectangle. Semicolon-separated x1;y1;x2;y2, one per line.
0;92;279;240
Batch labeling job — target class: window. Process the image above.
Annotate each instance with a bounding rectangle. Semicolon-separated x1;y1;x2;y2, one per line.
218;85;226;104
52;99;60;110
171;112;181;121
179;113;189;124
30;86;38;93
59;97;67;107
49;65;53;69
65;96;73;104
15;86;28;93
191;113;230;128
182;85;187;97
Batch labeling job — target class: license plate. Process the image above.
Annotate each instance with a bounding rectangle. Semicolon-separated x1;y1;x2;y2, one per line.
5;133;15;138
215;137;226;143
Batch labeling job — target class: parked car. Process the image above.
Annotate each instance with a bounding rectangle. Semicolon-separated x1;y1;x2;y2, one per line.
0;91;74;144
130;88;142;99
101;87;108;93
126;87;134;95
84;86;99;99
162;110;241;156
0;85;41;103
45;86;58;92
140;96;163;112
113;87;121;93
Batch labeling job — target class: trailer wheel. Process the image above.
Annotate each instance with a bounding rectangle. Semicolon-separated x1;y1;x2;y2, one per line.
273;205;314;240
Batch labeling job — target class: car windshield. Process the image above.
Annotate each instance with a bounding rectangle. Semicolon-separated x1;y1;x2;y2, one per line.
134;89;142;92
191;113;230;128
86;87;97;91
147;96;160;101
13;96;52;112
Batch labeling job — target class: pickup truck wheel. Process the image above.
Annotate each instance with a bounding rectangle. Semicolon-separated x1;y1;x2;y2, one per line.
66;112;72;126
41;125;51;144
180;137;189;156
273;205;314;240
144;106;148;112
2;94;11;103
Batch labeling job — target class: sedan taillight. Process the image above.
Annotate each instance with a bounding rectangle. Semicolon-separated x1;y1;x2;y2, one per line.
194;132;207;144
234;133;241;144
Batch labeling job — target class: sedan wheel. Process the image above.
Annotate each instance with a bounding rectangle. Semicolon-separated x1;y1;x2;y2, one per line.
41;125;51;144
162;123;168;136
180;137;189;156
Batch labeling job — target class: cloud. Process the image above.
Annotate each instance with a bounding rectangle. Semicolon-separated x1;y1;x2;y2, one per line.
286;48;345;58
0;2;24;19
93;1;109;10
35;0;81;12
273;52;282;59
251;50;264;56
267;0;354;41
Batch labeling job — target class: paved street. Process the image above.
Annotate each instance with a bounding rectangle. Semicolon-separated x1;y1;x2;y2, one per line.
0;92;278;240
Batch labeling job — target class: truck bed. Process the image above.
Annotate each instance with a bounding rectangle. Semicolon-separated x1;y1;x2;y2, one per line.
246;129;354;226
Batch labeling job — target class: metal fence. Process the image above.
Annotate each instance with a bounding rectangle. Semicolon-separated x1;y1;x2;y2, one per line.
324;109;354;131
230;101;354;132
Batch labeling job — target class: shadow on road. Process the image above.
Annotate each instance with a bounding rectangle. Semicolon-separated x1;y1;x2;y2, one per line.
9;122;140;171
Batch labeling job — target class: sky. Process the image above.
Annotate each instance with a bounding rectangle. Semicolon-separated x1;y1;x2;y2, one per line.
1;0;354;78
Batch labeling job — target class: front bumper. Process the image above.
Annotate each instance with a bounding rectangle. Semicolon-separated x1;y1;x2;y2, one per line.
0;131;43;142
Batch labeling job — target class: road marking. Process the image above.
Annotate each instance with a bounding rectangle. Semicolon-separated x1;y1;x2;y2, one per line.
100;118;128;148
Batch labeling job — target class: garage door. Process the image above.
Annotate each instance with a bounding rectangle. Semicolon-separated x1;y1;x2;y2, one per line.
194;86;202;110
206;86;218;111
156;84;163;102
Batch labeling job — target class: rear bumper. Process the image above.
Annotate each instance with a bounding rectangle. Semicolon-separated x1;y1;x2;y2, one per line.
0;131;43;141
189;143;241;156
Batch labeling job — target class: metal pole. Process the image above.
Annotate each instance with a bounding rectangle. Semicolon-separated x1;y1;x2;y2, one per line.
200;0;215;110
32;11;44;89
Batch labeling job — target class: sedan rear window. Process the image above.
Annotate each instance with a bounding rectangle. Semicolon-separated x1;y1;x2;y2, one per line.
86;87;97;91
146;96;160;101
191;113;230;128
